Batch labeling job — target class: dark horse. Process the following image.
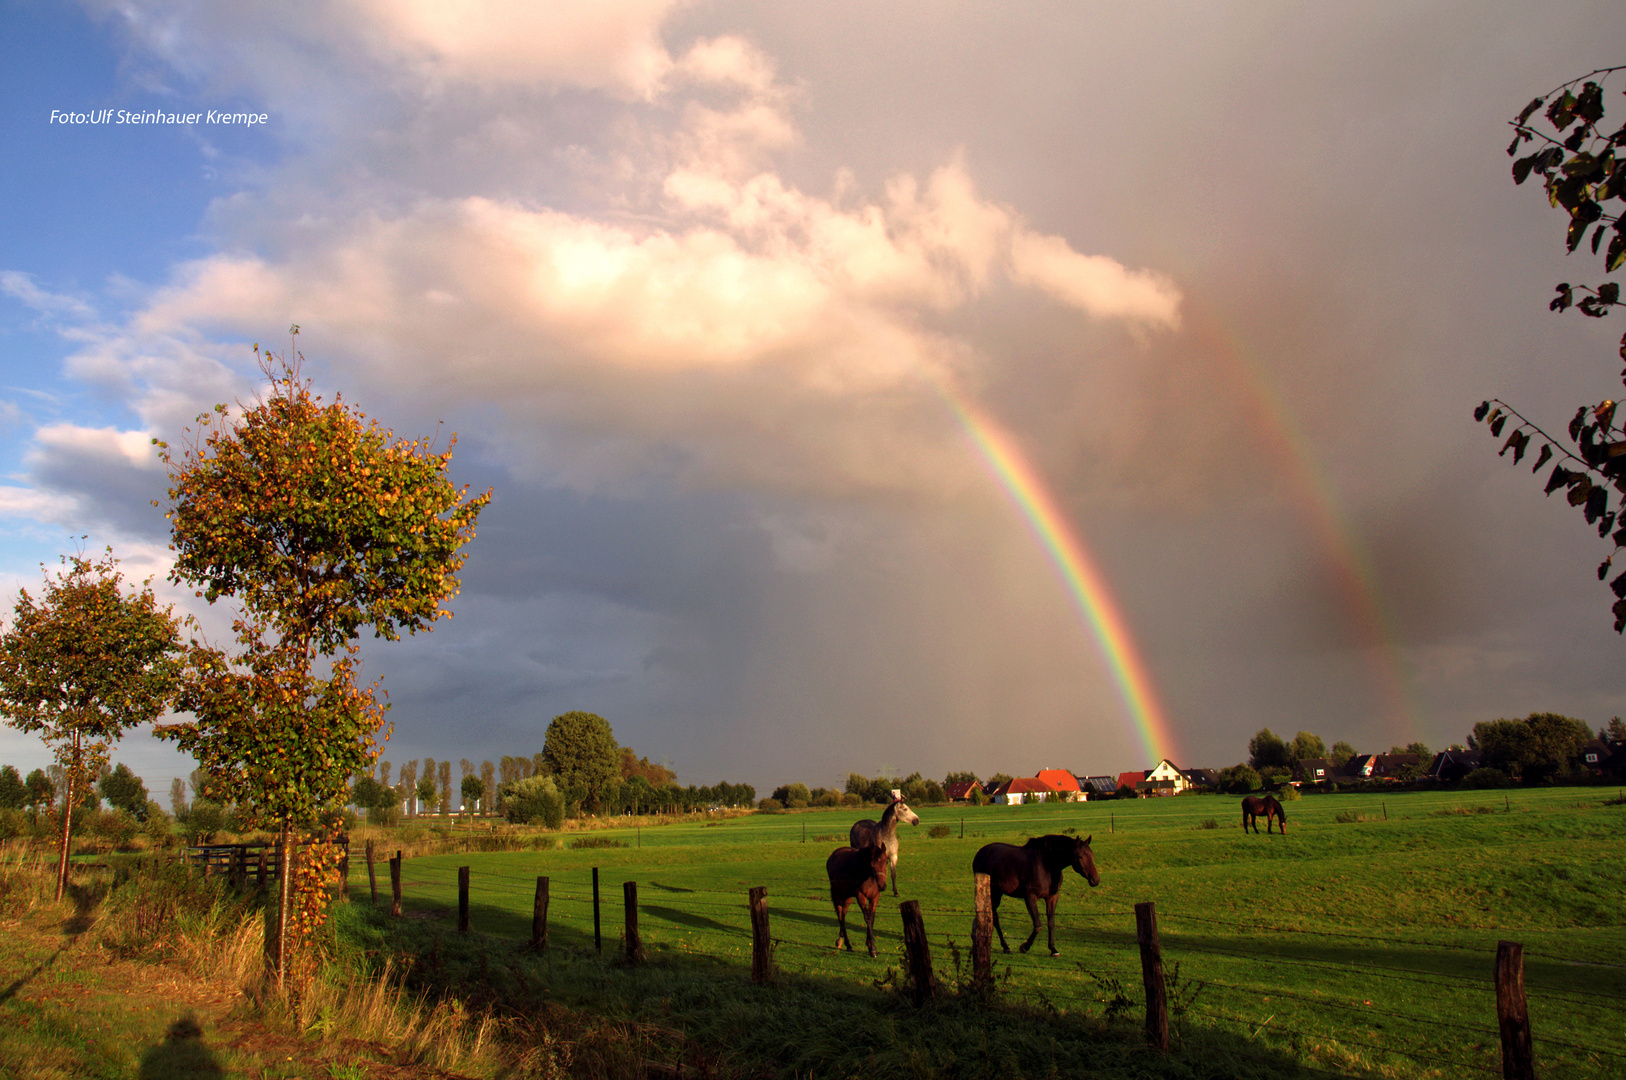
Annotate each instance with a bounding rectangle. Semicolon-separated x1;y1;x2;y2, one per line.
971;834;1099;957
826;843;890;956
1241;794;1287;834
849;797;920;896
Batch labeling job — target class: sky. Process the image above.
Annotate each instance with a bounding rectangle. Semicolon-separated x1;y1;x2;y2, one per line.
2;1;1623;801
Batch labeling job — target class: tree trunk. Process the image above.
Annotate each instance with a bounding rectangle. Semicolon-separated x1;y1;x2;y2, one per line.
274;818;292;988
53;766;73;903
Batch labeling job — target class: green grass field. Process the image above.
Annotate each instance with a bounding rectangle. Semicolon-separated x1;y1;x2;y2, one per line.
343;788;1626;1078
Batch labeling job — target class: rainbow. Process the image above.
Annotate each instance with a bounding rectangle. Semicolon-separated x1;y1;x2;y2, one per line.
941;386;1178;766
1189;306;1418;739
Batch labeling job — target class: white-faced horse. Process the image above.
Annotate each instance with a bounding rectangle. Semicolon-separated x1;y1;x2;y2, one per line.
849;797;920;896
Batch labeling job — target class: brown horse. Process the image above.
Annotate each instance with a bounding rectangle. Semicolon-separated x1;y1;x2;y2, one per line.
971;834;1099;957
826;843;889;956
849;797;920;896
1241;794;1287;834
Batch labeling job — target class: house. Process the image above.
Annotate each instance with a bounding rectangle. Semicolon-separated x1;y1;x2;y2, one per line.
1138;759;1189;797
1294;758;1334;785
943;780;981;802
1342;754;1377;779
1427;749;1481;782
1182;768;1221;790
1081;775;1119;799
1000;776;1059;804
1116;771;1145;794
1035;769;1085;802
1577;740;1610;774
1370;753;1419;779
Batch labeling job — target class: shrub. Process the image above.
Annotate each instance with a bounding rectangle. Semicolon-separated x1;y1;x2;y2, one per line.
0;808;25;840
502;775;565;829
1196;818;1218;830
813;790;842;808
1334;810;1370;824
1460;767;1511;789
756;798;783;812
187;799;228;839
141;802;174;848
841;792;863;807
567;836;627;850
1278;785;1302;801
927;824;951;839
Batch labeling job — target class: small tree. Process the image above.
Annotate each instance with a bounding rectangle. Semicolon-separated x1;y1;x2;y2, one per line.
98;763;150;819
156;341;487;985
0;552;183;899
24;769;53;812
417;772;438;818
461;773;484;815
0;765;25;810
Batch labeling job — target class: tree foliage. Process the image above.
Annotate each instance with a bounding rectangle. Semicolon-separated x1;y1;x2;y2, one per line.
1247;728;1291;771
1469;712;1594;783
541;711;620;808
1288;731;1326;764
1477;67;1626;628
0;765;25;811
97;762;149;818
0;552;184;899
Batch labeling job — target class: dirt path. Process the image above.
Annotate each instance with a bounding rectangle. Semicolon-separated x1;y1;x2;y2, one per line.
0;909;467;1080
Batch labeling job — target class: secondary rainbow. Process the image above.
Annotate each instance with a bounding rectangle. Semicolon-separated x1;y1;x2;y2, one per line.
942;387;1178;766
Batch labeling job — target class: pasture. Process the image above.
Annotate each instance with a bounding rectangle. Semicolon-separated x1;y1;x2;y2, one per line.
343;788;1626;1078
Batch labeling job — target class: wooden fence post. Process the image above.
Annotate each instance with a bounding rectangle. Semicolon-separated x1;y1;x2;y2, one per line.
458;866;470;933
1135;901;1169;1052
1496;940;1535;1080
366;840;377;906
389;853;402;917
623;881;645;964
748;886;772;985
592;867;602;953
971;872;993;984
899;900;935;1005
256;851;266;892
532;876;549;952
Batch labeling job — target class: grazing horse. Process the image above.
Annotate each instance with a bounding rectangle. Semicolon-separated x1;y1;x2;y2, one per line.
825;843;890;956
850;797;921;896
1241;794;1287;834
971;834;1099;957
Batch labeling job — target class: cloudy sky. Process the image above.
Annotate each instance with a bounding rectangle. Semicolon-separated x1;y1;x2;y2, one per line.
2;1;1622;799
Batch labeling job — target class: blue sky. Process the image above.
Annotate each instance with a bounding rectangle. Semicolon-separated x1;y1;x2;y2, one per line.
2;1;1622;801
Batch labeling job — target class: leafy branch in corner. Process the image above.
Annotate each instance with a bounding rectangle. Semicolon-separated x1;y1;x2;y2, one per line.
1481;66;1626;630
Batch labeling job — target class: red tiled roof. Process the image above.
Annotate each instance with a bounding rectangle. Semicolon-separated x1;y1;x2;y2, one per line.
1005;777;1058;795
944;781;979;800
1035;769;1081;792
1116;771;1144;790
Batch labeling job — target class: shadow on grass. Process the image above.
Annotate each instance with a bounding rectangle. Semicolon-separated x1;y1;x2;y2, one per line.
337;902;1344;1079
0;945;66;1006
137;1014;224;1080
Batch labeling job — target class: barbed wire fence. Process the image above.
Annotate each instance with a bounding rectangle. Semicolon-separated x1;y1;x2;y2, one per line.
346;848;1625;1079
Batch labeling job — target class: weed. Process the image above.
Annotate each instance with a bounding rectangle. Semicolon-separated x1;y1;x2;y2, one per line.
1333;810;1370;824
927;824;951;839
567;836;628;850
1085;969;1135;1022
1196;818;1218;830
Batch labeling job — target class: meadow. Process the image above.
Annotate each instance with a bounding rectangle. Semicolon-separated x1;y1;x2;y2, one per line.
338;786;1626;1078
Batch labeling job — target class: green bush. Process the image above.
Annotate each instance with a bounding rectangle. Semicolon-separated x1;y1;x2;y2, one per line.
0;808;26;839
187;799;228;838
927;824;951;839
567;836;628;850
1196;818;1218;830
1461;767;1511;789
502;775;566;829
1278;785;1302;801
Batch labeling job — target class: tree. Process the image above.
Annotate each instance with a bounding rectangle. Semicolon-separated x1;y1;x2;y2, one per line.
1289;731;1326;764
437;759;452;815
1470;712;1594;783
772;782;811;807
155;342;487;985
0;765;25;810
1389;741;1431;761
541;711;620;810
461;773;484;814
0;552;184;900
169;777;188;818
24;768;53;811
501;773;564;827
1476;67;1626;629
1328;741;1355;768
1248;729;1292;771
1604;716;1626;742
98;763;150;818
943;770;978;787
417;757;438;817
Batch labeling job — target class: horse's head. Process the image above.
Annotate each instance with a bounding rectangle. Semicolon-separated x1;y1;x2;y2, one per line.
863;843;889;881
895;800;921;827
1071;835;1100;887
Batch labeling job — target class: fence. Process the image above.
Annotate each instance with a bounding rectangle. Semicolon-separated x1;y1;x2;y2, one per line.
353;849;1626;1079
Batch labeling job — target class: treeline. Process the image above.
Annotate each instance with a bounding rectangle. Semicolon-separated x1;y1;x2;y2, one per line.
1223;712;1622;793
761;771;988;810
0;761;180;845
345;711;755;827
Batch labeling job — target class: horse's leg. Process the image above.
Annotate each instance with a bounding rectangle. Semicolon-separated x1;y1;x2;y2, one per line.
1019;893;1041;954
889;853;898;897
861;892;878;957
1243;807;1254;834
833;897;851;951
989;892;1011;953
1045;894;1060;957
